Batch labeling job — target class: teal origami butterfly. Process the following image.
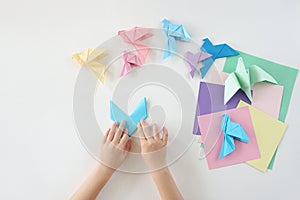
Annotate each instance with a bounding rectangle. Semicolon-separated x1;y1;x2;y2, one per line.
162;19;191;59
110;97;148;136
219;114;249;159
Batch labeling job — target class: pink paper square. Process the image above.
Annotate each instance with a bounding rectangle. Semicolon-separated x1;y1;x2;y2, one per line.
198;106;260;169
252;83;284;119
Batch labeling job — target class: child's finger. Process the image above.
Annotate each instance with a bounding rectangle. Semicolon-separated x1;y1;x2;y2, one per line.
141;120;153;140
103;128;110;143
113;120;126;144
124;139;132;152
119;129;130;149
138;122;147;142
108;122;117;141
153;124;161;141
162;127;168;146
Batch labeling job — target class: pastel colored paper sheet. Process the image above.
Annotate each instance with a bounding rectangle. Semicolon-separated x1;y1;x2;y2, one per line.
237;101;287;172
198;106;260;169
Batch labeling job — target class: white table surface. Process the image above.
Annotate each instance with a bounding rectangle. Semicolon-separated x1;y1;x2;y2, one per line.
1;0;300;199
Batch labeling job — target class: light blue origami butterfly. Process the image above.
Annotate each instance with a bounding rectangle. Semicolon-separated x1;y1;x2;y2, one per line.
162;19;191;59
219;114;249;159
110;97;148;136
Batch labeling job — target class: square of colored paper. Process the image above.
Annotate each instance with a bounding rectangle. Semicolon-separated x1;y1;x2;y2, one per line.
198;106;260;169
237;101;287;172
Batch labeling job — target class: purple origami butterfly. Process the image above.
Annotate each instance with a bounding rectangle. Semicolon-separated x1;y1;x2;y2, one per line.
185;50;212;77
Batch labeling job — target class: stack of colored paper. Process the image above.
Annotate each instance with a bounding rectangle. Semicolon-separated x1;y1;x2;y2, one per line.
194;51;298;172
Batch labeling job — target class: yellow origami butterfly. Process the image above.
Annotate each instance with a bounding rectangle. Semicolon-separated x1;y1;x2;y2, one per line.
72;48;107;83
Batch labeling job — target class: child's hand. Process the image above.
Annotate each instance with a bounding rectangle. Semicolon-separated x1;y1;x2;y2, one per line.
138;120;168;171
99;121;132;171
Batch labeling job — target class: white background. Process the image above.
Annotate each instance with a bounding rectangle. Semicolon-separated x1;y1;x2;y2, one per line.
1;0;300;199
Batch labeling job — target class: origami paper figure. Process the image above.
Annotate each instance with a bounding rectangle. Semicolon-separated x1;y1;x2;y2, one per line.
224;57;278;104
110;97;148;136
219;114;249;159
200;38;239;78
162;19;191;59
118;27;153;64
185;51;212;77
72;48;107;83
120;51;142;77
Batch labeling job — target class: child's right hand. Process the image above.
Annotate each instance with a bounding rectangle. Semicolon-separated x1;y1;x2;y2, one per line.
99;121;131;171
138;120;168;171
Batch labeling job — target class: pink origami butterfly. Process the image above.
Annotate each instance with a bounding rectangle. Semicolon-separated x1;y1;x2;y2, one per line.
120;51;142;77
118;27;152;64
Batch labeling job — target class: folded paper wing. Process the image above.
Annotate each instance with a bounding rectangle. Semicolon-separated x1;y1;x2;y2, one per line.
120;51;142;77
72;48;107;83
110;97;148;136
200;38;239;78
185;51;212;78
219;114;249;159
224;57;278;104
162;19;191;59
118;27;153;64
249;65;278;86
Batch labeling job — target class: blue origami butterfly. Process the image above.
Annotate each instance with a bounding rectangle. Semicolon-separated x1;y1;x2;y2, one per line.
110;97;148;136
200;38;239;78
219;114;249;159
162;19;191;59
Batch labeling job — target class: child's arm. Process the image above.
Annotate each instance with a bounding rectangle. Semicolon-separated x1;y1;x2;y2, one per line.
138;120;184;200
71;121;131;200
70;163;114;200
151;167;183;200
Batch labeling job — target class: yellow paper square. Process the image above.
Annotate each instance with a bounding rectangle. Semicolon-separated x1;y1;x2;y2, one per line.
237;101;287;172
